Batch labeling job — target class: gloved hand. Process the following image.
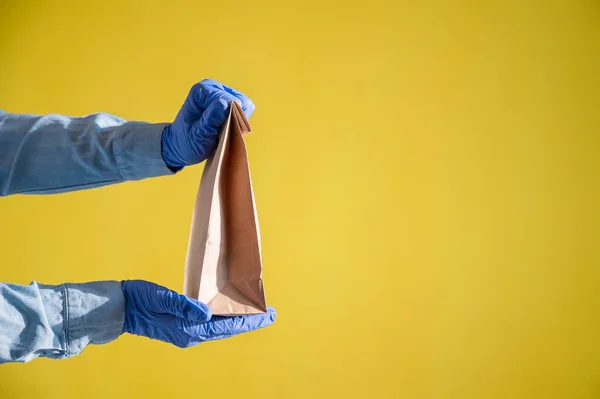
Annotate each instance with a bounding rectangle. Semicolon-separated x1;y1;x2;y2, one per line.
161;79;256;168
121;280;275;348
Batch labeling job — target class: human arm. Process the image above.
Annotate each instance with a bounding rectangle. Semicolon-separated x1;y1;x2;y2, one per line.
0;280;275;364
0;110;171;195
0;79;255;195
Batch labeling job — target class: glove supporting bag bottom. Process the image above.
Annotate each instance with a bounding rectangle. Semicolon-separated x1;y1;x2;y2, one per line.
183;101;267;315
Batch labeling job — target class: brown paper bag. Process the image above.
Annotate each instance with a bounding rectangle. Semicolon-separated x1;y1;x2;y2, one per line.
183;101;267;315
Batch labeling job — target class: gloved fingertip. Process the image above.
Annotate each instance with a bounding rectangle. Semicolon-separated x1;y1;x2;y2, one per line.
245;308;276;331
267;306;276;322
243;100;256;119
225;88;255;119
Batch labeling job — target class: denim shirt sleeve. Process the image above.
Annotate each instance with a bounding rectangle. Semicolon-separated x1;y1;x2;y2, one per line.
0;281;125;364
0;109;173;195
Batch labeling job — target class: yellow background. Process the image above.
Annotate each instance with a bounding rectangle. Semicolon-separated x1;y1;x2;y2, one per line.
0;0;599;398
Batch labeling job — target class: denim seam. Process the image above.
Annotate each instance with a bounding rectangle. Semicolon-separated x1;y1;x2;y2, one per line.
112;128;127;181
62;284;70;358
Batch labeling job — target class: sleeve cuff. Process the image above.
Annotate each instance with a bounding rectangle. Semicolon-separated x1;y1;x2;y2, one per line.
114;122;175;181
48;281;125;358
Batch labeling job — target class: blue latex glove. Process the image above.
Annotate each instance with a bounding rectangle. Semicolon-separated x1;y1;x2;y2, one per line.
121;280;275;348
161;79;256;168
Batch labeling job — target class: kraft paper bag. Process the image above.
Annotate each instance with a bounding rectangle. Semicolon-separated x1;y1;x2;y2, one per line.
183;101;267;315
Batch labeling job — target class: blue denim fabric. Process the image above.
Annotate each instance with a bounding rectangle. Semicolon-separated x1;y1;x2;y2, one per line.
0;110;172;195
0;281;125;364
